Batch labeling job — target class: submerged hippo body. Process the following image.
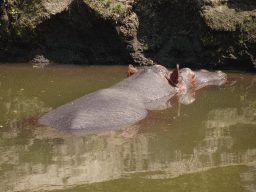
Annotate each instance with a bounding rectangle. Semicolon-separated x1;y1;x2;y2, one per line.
38;65;227;136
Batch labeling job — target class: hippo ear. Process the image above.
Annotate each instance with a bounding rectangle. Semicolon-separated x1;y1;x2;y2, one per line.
170;64;180;85
127;64;138;77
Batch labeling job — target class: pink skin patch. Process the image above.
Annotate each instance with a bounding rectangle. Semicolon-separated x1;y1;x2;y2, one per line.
127;64;138;77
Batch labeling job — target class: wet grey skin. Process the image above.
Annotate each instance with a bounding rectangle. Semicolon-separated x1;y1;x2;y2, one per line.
38;65;227;136
194;69;227;89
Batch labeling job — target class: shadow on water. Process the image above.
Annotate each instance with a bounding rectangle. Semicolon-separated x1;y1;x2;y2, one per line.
0;64;256;191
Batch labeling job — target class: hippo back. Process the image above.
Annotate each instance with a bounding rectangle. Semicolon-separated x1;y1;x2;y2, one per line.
112;66;174;103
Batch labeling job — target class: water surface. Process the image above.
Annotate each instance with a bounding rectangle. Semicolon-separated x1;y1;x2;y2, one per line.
0;63;256;192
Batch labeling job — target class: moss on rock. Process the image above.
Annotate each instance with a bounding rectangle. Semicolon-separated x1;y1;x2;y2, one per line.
200;0;256;69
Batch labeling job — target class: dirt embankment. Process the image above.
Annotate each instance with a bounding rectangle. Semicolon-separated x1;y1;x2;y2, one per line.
0;0;256;70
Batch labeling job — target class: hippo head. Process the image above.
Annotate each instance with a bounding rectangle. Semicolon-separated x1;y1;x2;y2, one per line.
125;64;227;112
168;64;227;91
167;65;227;105
194;69;227;89
127;64;227;93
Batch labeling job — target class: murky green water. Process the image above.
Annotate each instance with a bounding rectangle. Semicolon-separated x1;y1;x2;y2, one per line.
0;63;256;192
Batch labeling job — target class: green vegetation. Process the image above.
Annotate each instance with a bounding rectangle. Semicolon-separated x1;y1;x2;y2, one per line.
217;47;223;52
247;16;253;22
108;3;122;17
12;27;36;45
90;4;97;9
199;11;204;17
238;38;247;48
9;8;18;15
17;0;24;5
109;10;114;17
105;0;111;7
22;22;29;28
235;7;243;12
16;30;22;38
115;4;121;13
201;32;221;47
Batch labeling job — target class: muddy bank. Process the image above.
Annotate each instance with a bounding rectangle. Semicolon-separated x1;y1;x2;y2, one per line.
0;0;256;70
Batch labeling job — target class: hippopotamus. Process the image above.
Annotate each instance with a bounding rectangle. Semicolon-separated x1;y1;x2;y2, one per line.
38;64;227;136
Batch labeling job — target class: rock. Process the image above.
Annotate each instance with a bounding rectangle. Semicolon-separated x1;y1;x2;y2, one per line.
200;0;256;70
30;55;50;64
0;0;255;70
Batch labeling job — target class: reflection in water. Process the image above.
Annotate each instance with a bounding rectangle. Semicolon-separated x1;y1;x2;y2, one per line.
0;65;256;191
2;93;52;126
240;164;256;192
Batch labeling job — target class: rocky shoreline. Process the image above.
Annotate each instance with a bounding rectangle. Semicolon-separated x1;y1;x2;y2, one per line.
0;0;256;70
